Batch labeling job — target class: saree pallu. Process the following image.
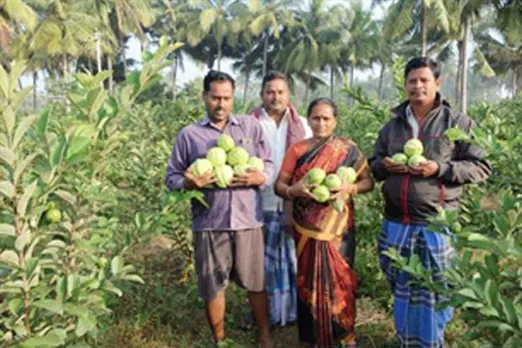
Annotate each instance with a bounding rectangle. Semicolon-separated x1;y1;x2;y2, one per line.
291;136;367;347
378;219;455;347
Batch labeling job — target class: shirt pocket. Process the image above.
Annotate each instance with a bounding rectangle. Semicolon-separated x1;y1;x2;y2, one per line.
236;136;256;156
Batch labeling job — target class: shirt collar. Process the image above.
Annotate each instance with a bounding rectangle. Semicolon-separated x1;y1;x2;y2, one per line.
199;114;240;128
261;107;289;121
406;104;414;119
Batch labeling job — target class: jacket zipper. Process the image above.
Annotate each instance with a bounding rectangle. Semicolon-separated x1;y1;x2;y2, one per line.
401;123;414;224
400;104;443;224
419;112;447;209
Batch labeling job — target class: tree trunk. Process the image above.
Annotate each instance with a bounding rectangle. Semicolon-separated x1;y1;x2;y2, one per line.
96;31;102;73
120;36;127;75
330;66;335;99
96;31;103;89
243;67;251;104
141;35;149;53
172;53;179;99
45;64;55;79
455;40;462;108
349;65;355;105
305;70;311;103
420;2;428;56
107;55;113;95
350;65;355;88
460;17;471;113
33;72;37;112
63;55;70;113
343;69;349;87
217;43;222;71
378;63;385;99
262;33;268;77
513;69;518;99
62;55;68;77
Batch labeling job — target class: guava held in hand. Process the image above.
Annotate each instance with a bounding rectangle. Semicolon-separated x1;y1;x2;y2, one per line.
247;156;264;172
305;168;326;186
336;166;357;184
311;185;330;203
206;147;227;167
215;165;234;188
391;152;408;165
233;163;250;176
190;158;213;177
403;139;424;157
227;147;250;166
217;134;235;152
323;174;343;190
408;154;428;166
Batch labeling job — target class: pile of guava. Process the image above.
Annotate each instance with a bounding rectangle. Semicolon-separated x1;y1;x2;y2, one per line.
391;139;428;167
189;134;264;188
304;166;357;212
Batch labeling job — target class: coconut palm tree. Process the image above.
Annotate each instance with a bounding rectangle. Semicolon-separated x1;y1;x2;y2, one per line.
180;0;247;71
0;0;37;52
492;0;522;98
151;0;187;97
337;1;379;90
8;31;47;110
275;0;336;103
232;41;261;103
246;0;296;77
454;0;492;113
318;3;351;99
380;0;452;56
475;20;522;99
29;0;99;77
94;0;154;75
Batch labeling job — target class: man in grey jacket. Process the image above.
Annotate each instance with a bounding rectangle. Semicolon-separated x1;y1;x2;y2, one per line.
371;57;491;347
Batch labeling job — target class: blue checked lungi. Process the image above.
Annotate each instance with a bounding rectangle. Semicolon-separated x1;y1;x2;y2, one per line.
378;219;455;347
263;211;297;326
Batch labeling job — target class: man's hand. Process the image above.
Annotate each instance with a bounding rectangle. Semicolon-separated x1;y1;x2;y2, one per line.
383;157;409;174
231;168;266;187
183;169;215;190
409;160;439;177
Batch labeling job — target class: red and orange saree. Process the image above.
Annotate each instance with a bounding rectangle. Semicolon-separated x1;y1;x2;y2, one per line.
280;135;368;347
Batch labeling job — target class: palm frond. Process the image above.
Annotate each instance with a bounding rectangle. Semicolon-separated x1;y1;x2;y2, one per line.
383;0;415;40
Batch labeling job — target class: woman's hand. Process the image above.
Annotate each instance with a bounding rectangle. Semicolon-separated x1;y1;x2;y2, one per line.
329;181;357;201
288;177;315;200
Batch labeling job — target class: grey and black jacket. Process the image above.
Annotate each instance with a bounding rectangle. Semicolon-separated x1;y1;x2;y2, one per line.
370;94;492;225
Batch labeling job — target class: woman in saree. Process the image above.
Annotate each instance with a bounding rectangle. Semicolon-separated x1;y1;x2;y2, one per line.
274;98;374;347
